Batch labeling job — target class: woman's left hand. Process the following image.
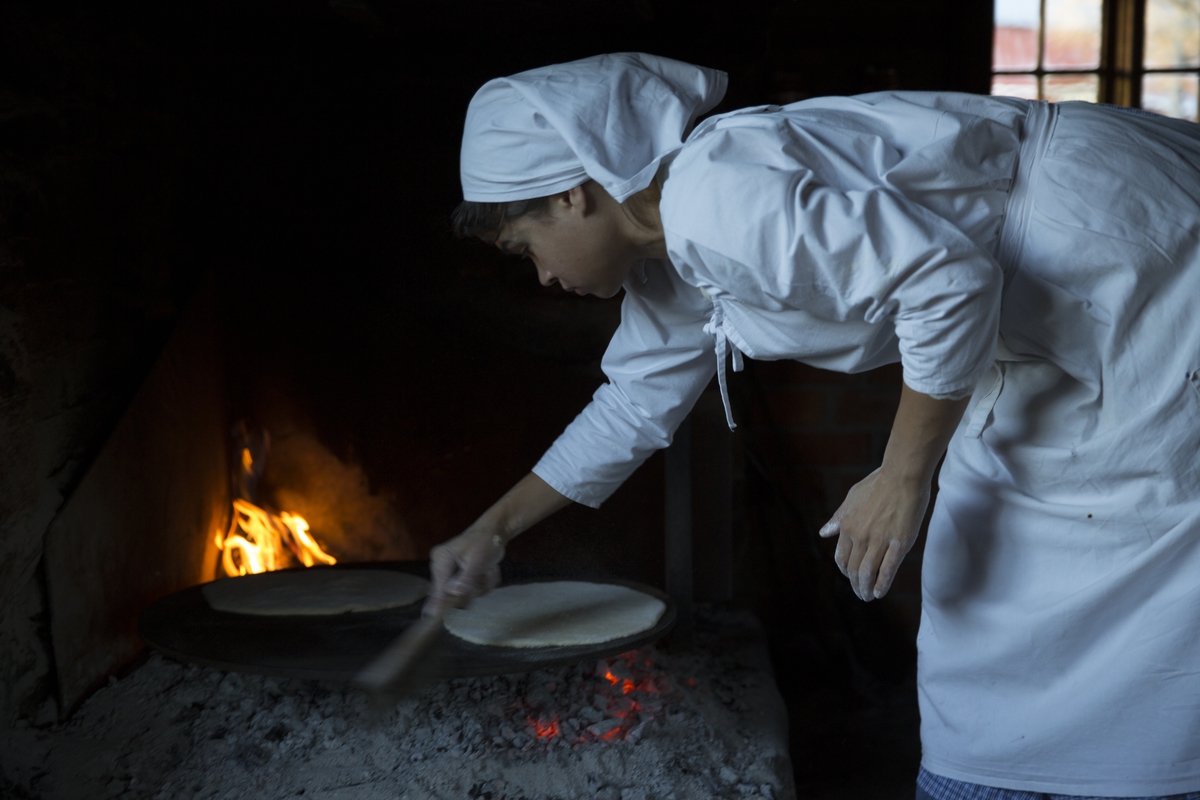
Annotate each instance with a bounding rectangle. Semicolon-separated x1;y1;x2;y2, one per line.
819;466;930;601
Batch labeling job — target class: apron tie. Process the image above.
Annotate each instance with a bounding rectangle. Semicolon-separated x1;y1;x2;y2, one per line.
703;302;743;431
964;337;1039;438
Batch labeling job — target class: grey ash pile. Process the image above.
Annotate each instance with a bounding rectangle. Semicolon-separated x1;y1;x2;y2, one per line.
1;607;793;800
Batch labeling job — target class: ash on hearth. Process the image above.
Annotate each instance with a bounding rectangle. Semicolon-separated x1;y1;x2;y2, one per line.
453;650;673;755
1;606;795;800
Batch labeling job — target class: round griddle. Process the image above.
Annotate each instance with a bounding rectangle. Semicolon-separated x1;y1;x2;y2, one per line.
138;562;675;680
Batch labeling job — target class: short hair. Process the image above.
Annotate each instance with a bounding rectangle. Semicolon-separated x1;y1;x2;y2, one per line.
450;196;549;240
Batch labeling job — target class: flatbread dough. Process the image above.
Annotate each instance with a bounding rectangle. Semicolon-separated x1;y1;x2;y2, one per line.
443;581;666;648
202;569;429;616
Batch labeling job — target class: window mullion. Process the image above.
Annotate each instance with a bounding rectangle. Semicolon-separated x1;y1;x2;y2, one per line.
1102;0;1146;107
1038;0;1047;99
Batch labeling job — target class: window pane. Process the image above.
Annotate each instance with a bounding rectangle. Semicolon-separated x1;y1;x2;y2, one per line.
1044;0;1102;69
992;73;1040;99
1044;73;1099;102
1142;72;1200;120
1145;0;1200;70
995;0;1040;71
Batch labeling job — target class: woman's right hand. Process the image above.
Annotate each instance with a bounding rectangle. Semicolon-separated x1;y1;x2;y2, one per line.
422;472;573;616
425;526;507;616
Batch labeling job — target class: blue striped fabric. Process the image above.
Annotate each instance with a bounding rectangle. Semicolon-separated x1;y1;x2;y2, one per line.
918;768;1200;800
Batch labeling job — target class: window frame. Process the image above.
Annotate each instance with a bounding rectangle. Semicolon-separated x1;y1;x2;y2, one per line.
992;0;1199;112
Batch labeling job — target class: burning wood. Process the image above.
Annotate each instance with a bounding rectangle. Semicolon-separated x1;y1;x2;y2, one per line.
215;427;338;577
214;498;336;577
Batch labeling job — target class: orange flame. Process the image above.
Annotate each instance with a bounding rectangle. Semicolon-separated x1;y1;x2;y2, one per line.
215;498;336;576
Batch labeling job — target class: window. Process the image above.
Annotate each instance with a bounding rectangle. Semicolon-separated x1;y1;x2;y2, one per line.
992;0;1200;120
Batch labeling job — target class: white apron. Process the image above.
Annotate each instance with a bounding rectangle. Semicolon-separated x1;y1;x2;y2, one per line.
919;102;1200;795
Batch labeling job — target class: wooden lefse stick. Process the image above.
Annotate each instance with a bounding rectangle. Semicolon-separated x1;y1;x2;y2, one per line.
355;595;465;692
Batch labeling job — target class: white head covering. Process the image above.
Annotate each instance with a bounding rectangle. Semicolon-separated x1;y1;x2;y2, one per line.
460;53;727;204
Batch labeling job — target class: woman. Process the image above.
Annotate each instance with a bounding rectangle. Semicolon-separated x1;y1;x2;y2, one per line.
426;53;1200;799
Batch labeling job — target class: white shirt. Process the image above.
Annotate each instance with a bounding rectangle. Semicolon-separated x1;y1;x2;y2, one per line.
534;92;1024;508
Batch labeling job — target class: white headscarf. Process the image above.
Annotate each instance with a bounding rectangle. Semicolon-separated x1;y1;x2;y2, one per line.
460;53;727;204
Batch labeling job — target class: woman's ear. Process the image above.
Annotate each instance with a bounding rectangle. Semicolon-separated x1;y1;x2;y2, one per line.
544;182;599;222
562;183;596;217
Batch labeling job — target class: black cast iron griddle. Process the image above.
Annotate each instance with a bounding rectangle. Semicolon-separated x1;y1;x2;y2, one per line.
138;561;675;681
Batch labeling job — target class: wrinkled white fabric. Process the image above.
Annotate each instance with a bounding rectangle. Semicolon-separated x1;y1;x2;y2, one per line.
534;257;715;506
460;53;727;203
918;100;1200;797
536;91;1022;505
664;93;1023;413
530;91;1200;794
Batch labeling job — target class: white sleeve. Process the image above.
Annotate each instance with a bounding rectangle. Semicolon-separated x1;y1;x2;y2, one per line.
786;182;1003;397
664;125;1005;398
532;260;716;508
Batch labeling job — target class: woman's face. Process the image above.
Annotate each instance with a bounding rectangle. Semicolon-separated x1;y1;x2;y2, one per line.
495;184;640;299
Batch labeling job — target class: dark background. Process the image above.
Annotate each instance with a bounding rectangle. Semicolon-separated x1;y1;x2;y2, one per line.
0;0;992;796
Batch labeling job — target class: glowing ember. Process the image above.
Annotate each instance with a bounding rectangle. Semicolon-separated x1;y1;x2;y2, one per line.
526;716;560;739
603;669;637;694
468;649;685;752
603;667;658;697
215;498;336;576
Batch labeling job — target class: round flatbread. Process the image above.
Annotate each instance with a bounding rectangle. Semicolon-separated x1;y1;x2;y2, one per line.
443;581;666;648
202;569;429;616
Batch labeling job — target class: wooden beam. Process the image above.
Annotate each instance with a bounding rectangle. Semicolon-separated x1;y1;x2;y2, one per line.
44;280;229;714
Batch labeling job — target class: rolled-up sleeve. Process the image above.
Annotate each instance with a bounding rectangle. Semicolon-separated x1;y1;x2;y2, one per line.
798;180;1004;398
532;260;716;508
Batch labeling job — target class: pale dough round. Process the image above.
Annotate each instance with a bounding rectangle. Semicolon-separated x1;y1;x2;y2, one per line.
443;581;666;648
202;569;429;616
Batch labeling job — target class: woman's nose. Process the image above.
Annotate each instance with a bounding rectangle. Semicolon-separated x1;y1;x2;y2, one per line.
537;268;555;287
